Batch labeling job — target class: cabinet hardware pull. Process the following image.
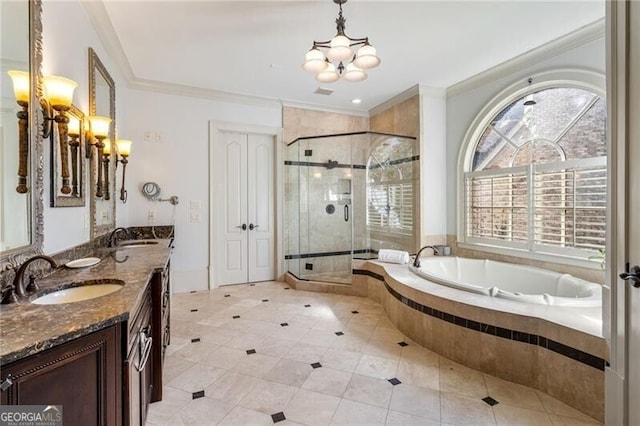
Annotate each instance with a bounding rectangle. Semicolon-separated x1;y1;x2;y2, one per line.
0;376;13;391
135;332;153;372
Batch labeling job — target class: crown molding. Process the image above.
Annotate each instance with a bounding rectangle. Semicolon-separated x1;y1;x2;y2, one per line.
446;18;605;98
368;84;420;116
280;99;369;117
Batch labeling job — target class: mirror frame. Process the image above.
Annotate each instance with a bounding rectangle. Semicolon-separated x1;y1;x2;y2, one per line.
0;0;44;273
88;47;116;238
49;104;85;207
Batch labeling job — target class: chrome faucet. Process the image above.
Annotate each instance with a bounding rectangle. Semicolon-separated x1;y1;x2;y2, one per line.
412;245;440;267
9;255;58;301
108;227;130;247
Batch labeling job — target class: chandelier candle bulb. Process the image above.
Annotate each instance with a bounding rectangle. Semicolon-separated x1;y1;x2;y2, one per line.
67;116;80;137
303;48;328;73
316;62;340;83
116;139;132;157
87;116;111;138
327;35;353;62
102;139;111;155
354;44;381;69
343;63;367;82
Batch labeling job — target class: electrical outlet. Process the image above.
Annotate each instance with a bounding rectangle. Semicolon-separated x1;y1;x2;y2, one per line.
148;210;156;220
190;212;201;223
101;211;109;221
155;132;162;143
144;131;151;142
190;200;201;210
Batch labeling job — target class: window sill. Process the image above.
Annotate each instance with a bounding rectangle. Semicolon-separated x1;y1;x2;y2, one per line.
456;241;604;271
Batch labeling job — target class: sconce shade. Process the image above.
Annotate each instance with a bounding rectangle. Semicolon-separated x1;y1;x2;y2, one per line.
87;115;112;138
302;48;328;73
342;63;367;82
102;139;112;155
353;44;381;69
116;139;132;157
316;62;340;83
326;35;353;62
43;75;77;108
7;70;30;104
67;116;80;136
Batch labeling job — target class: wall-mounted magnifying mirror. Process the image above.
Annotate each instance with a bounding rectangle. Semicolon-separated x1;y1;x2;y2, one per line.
88;47;116;238
50;104;85;207
0;0;44;260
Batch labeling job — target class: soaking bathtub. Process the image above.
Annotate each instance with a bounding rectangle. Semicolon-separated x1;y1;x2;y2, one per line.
409;257;602;307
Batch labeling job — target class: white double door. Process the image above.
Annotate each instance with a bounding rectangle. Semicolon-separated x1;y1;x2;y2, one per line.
215;130;275;285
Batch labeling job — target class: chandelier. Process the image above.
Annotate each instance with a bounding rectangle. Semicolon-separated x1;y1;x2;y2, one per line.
302;0;381;83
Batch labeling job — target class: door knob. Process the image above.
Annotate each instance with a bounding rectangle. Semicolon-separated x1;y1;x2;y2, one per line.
236;224;247;231
249;223;259;231
620;265;640;288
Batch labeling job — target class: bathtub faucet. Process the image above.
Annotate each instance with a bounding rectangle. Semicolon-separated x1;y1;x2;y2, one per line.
413;245;440;267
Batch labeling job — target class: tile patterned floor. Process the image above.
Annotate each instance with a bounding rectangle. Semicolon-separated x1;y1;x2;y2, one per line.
146;281;601;426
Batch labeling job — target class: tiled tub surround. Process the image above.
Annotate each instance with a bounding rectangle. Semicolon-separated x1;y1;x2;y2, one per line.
350;261;606;421
0;239;172;365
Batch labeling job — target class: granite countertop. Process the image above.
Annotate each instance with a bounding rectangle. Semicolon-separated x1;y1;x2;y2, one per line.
0;240;172;366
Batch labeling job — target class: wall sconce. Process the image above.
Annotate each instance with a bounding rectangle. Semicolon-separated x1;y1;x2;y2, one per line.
115;139;132;203
102;139;113;200
7;70;31;194
41;75;78;195
86;115;112;198
67;115;81;197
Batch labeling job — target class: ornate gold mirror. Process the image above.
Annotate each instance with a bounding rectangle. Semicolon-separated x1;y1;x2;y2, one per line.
0;0;44;266
88;47;116;238
50;104;85;207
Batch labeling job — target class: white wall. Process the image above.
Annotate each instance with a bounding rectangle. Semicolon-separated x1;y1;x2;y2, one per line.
41;0;127;254
445;36;606;235
419;87;447;241
124;90;281;292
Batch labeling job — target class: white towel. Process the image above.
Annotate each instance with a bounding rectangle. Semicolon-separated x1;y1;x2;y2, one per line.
377;249;410;265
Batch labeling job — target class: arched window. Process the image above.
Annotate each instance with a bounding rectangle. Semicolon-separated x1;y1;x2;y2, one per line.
461;80;606;260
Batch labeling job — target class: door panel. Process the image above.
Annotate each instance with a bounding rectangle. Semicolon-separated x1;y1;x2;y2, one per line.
627;3;640;424
220;132;248;285
248;134;275;282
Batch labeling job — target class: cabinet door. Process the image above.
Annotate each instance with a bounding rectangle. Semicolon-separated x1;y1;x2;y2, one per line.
0;325;120;426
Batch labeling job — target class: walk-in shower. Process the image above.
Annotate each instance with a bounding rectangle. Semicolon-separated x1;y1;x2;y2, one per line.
285;131;418;284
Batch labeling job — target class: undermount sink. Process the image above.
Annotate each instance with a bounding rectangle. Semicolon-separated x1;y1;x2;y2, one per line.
117;240;159;247
32;280;125;305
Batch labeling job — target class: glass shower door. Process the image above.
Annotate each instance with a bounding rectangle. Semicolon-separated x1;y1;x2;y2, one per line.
299;135;353;284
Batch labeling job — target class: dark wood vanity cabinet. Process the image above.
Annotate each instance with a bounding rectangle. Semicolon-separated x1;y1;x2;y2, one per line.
124;286;153;426
150;261;170;402
0;325;121;426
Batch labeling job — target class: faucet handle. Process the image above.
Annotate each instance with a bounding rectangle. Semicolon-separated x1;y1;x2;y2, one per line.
25;273;39;293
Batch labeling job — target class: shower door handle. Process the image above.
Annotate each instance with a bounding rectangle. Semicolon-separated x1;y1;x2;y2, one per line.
620;265;640;288
344;205;349;222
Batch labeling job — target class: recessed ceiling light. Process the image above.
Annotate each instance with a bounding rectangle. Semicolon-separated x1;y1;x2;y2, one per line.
352;98;362;104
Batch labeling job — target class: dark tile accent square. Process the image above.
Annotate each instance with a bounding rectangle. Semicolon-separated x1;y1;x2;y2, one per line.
335;331;344;336
442;312;455;324
481;324;497;335
482;396;499;406
304;304;311;307
284;287;290;290
397;341;409;347
190;290;197;293
513;331;531;344
351;310;359;314
249;283;255;286
388;378;402;385
467;320;482;331
191;338;201;343
305;263;313;271
304;149;313;157
311;362;322;369
454;316;467;327
271;412;286;423
192;390;205;399
538;337;548;348
262;299;269;302
233;315;240;319
190;309;198;312
246;349;257;355
496;327;512;339
224;294;231;298
281;323;289;327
